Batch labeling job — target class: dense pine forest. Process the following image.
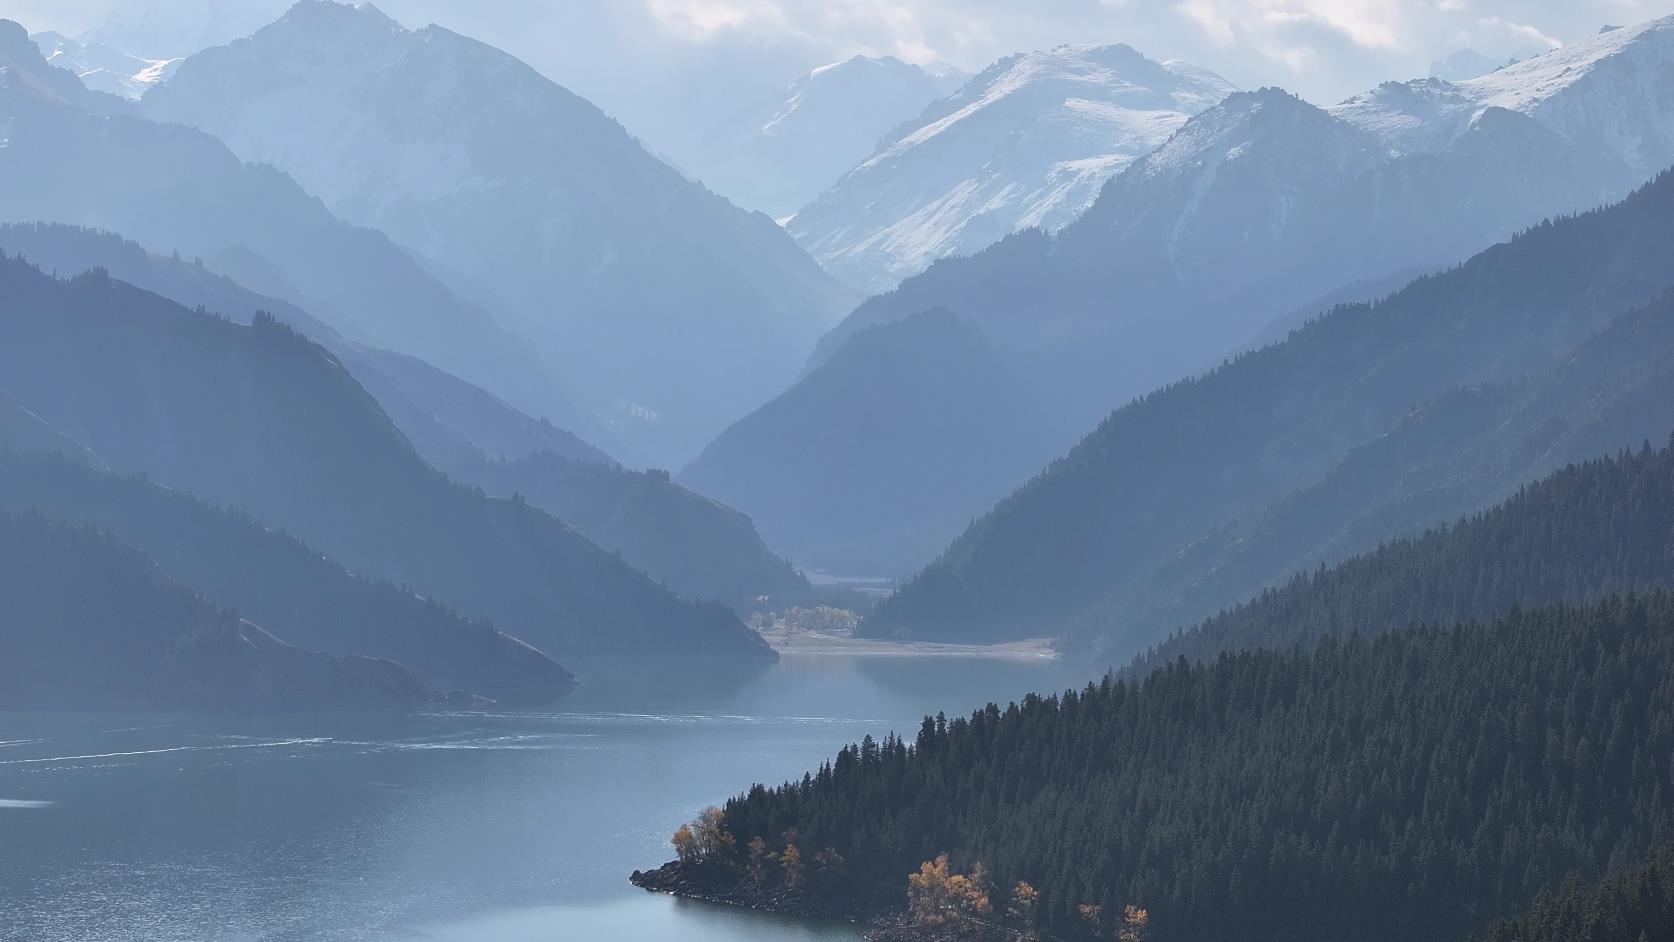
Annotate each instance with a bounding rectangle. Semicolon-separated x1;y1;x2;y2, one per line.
1127;437;1674;675
1480;846;1674;942
647;591;1674;942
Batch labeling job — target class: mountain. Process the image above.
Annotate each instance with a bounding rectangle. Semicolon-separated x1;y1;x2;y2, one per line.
683;308;1073;575
0;222;611;468
0;18;608;453
0;256;773;672
641;590;1674;942
461;453;809;610
144;0;859;464
1072;282;1674;662
819;17;1674;449
1126;437;1674;675
79;0;289;60
678;55;965;219
0;512;427;712
863;167;1674;644
0;223;816;609
0;450;574;704
788;45;1238;294
31;30;179;99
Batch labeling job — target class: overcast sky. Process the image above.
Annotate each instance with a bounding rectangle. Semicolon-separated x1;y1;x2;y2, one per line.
7;0;1673;112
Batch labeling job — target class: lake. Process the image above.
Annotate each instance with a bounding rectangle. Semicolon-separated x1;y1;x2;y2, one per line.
0;653;1086;941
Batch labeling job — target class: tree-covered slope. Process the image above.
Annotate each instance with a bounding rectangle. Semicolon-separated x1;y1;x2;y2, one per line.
1127;437;1674;674
0;513;427;712
0;257;772;670
865;168;1674;643
657;591;1674;942
684;308;1074;576
0;451;573;703
1481;846;1674;942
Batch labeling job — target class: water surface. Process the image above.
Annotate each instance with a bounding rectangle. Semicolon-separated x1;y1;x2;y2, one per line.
0;654;1085;941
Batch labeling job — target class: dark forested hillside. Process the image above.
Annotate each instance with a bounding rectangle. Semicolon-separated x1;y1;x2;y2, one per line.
460;452;808;611
655;592;1674;942
865;168;1674;644
0;257;772;669
1125;438;1674;675
0;513;427;712
684;308;1074;576
0;451;573;703
1480;846;1674;942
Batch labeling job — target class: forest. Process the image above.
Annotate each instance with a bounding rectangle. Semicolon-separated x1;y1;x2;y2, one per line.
653;590;1674;942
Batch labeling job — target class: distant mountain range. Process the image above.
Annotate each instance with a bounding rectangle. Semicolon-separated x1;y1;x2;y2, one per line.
144;0;858;465
0;222;808;611
789;45;1238;294
0;17;609;454
0;256;773;674
864;163;1674;647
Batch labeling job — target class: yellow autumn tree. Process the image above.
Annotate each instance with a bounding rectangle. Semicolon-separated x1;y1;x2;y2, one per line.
780;841;805;890
690;806;734;859
671;824;699;864
746;836;770;888
1118;905;1150;942
907;854;954;926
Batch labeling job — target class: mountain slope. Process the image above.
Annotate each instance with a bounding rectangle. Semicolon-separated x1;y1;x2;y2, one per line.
0;222;611;468
0;513;427;712
683;309;1073;575
864;168;1674;643
0;18;606;452
144;0;858;463
681;54;964;218
789;45;1237;293
1074;284;1674;661
0;450;573;703
0;257;772;670
32;30;179;99
1127;437;1674;675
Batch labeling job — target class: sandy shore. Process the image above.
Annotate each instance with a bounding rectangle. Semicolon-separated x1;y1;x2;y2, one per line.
761;631;1059;660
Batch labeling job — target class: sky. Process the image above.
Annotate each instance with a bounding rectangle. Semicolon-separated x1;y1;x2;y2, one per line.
5;0;1674;134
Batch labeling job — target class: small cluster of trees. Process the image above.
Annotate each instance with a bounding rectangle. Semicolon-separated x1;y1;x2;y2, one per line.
905;854;1146;942
671;808;844;897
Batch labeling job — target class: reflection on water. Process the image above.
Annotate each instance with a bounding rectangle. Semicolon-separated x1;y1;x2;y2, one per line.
0;653;1086;941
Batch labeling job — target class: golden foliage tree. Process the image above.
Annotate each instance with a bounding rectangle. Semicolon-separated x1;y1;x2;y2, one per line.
908;854;955;926
1008;880;1039;935
1119;905;1150;942
671;824;699;864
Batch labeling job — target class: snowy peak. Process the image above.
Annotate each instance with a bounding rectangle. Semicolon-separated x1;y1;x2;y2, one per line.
32;31;179;100
1335;13;1674;174
789;42;1237;293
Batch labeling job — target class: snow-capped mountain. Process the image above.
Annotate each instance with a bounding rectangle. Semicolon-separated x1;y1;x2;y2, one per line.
1338;16;1674;179
31;32;180;99
686;54;966;218
788;45;1238;294
144;0;858;466
804;13;1674;495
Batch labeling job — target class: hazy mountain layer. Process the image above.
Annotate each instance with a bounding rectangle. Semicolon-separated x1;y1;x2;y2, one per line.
0;513;428;712
145;0;858;464
0;257;773;670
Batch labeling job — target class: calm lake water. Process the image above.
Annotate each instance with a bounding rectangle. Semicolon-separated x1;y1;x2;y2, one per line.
0;654;1085;941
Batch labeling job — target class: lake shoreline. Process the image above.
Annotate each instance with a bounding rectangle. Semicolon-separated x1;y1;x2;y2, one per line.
760;632;1058;661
